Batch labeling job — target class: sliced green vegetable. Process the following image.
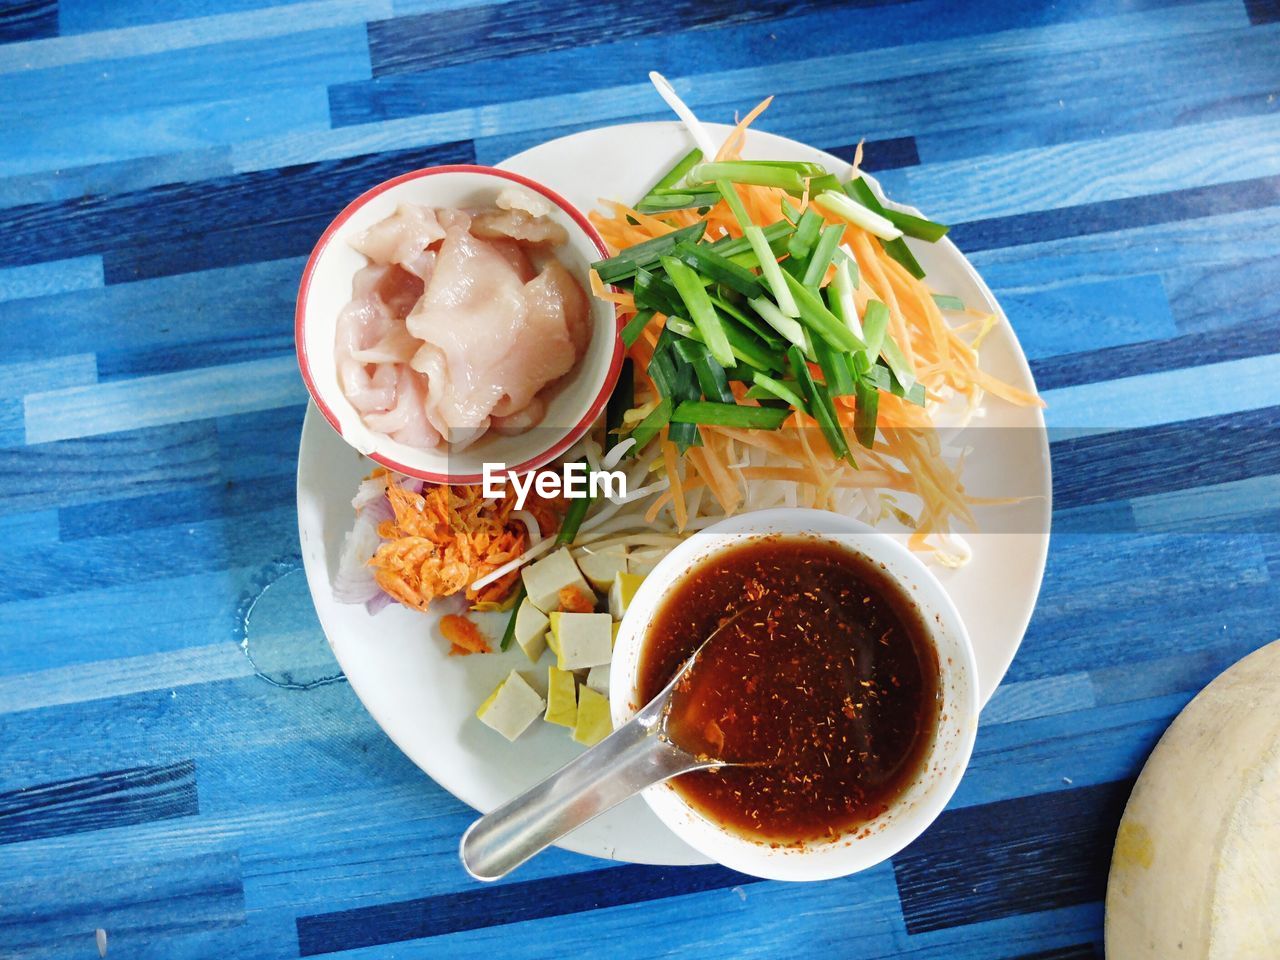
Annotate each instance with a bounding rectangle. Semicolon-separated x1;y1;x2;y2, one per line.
620;309;655;348
932;293;966;311
813;189;902;241
647;147;702;194
748;225;800;318
814;338;855;397
853;378;879;450
673;339;734;403
635;191;722;213
633;266;681;317
787;345;853;464
499;582;527;651
709;294;782;346
830;259;861;338
780;197;801;223
840;179;925;279
801;223;846;290
787;209;823;259
665;316;778;373
844;177;950;242
880;334;917;393
748;295;809;352
591;222;706;284
710;220;792;260
629;397;673;452
715;178;753;230
671;400;790;429
688;162;805;195
555;474;593;546
860;299;889;363
782;271;864;353
864;363;926;406
807;173;841;195
661;255;735;367
670;240;762;298
746;373;806;410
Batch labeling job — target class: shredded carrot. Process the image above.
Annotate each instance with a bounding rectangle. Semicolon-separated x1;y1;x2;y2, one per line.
439;614;492;656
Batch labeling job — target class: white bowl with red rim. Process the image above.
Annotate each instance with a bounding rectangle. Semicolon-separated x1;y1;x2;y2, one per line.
295;164;622;484
610;508;979;881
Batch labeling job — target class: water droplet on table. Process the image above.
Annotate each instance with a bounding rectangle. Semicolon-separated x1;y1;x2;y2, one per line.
240;563;346;690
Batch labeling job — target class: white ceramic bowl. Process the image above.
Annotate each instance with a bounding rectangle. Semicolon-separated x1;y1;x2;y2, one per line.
610;508;979;882
294;164;623;483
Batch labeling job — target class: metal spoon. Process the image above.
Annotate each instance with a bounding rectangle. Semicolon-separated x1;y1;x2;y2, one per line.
459;604;760;881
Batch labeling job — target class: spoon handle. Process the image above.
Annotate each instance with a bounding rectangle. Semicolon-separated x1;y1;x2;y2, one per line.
460;713;699;881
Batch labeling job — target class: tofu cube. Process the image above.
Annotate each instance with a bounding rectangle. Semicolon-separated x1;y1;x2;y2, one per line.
513;598;549;663
573;686;612;746
521;547;593;614
544;666;578;728
586;663;611;695
476;671;545;741
608;572;645;621
572;545;629;592
606;570;645;624
550;612;613;671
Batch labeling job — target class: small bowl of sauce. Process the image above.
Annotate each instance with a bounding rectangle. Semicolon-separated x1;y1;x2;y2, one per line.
611;508;978;882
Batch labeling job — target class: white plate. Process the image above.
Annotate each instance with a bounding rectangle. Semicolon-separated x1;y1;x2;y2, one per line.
296;122;1052;866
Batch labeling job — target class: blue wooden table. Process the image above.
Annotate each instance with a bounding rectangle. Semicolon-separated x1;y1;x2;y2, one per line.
2;1;1278;957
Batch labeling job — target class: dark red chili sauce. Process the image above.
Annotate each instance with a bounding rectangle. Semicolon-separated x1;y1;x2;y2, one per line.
638;536;940;844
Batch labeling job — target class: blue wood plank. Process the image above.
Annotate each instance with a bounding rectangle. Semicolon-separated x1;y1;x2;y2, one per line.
0;0;56;44
0;420;221;517
893;780;1130;934
3;87;333;179
0;148;232;209
1001;275;1174;362
0;255;101;301
59;0;299;32
827;136;920;173
0;760;198;845
0;140;475;273
0;258;301;367
0;398;22;447
0;26;369;126
23;355;307;444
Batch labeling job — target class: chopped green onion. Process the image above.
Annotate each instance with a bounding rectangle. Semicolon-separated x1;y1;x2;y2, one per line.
748;295;809;352
633;266;681;316
661;255;735;367
932;293;966;311
620;310;655;348
689;162;805;195
747;372;806;409
813;190;902;241
709;294;781;346
830;259;861;339
841;180;925;279
807;173;841;195
787;209;823;260
844;177;950;242
853;378;879;449
673;339;734;403
748;228;800;318
665;315;779;373
555;472;593;546
592;223;706;284
499;582;527;651
880;334;917;393
670;241;762;298
801;223;846;290
630;397;673;452
787;345;853;464
635;191;722;213
708;159;828;175
671;400;790;429
715;178;753;230
648;147;702;194
861;300;889;364
710;219;792;260
780;197;801;223
782;271;864;353
864;363;926;406
814;338;856;397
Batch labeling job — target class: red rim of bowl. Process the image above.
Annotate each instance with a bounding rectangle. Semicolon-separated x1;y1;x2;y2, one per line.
295;163;623;485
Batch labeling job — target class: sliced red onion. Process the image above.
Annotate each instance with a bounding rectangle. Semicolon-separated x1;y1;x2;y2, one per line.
364;590;394;615
332;512;383;605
